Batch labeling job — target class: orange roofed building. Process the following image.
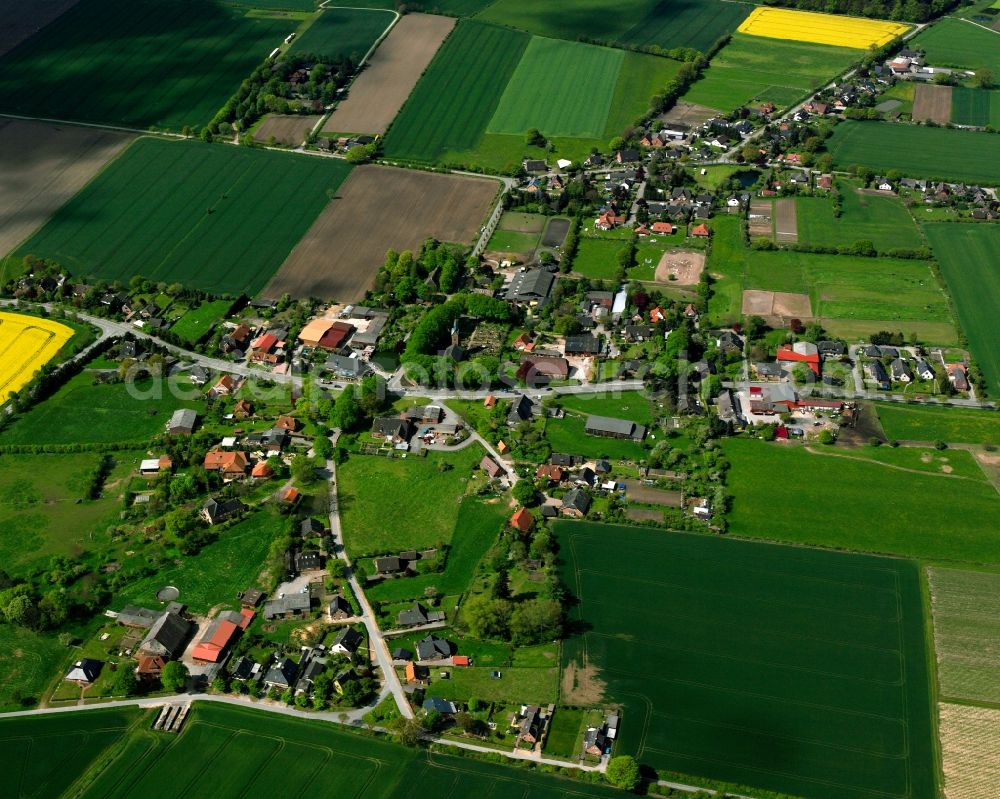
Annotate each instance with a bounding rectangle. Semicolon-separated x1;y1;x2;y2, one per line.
203;450;249;478
510;507;534;534
691;223;711;238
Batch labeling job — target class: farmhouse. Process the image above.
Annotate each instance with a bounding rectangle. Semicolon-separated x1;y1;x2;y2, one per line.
117;605;160;628
167;409;198;436
518;355;569;382
564;334;601;355
585;415;646;441
505;269;554;305
776;343;820;376
263;592;312;620
203;450;249;479
201;496;246;525
298;318;335;347
191;610;251;663
138;611;191;660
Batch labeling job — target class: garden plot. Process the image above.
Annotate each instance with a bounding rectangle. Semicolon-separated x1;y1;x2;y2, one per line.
773;197;798;243
748;199;773;236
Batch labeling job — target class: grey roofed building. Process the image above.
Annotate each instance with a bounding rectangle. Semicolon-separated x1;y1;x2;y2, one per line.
817;341;846;359
372;416;413;442
189;365;210;385
350;315;386;349
392;647;413;661
505;269;555;304
423;697;458;714
915;359;936;380
331;627;364;655
550;453;583;467
301;517;325;536
416;634;453;661
230;655;255;681
263;657;297;689
564;334;601;355
398;602;445;628
585;415;646;441
295;550;323;572
506;393;536;427
755;362;783;379
138;612;191;660
167;408;198;435
116;605;160;628
890;358;913;381
201;496;246;525
866;359;890;386
562;488;592;516
375;555;403;574
65;659;102;683
262;592;312;620
325;353;371;378
328;595;352;618
716;389;741;424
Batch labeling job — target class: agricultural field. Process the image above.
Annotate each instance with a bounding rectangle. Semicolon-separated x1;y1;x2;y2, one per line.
0;0;294;130
928;567;1000;703
48;702;630;799
336;444;486;556
322;13;455;135
683;33;857;113
169;300;234;346
0;120;131;260
0;372;194;446
114;510;280;614
252;114;322;146
14;137;352;296
874;402;1000;445
288;7;394;60
0;450;138;576
912;83;953;124
0;707;141;795
724;438;1000;565
951;86;1000;127
795;180;925;252
923;223;1000;394
910;17;1000;76
738;7;909;49
556;521;935;799
826;121;1000;184
938;703;1000;799
477;0;748;53
0;312;73;402
0;0;81;57
264;165;497;300
366;498;506;602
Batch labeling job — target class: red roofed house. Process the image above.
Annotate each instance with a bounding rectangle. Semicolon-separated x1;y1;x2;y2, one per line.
279;486;301;505
209;374;242;397
683;303;698;319
234;399;253;418
512;332;534;351
776;343;820;376
510;507;534;534
535;464;566;484
136;654;165;681
483;395;496;408
452;655;470;667
650;306;666;323
635;225;650;236
596;212;625;231
251;461;273;479
480;456;505;480
203;450;249;479
651;221;675;234
691;223;711;238
276;415;298;432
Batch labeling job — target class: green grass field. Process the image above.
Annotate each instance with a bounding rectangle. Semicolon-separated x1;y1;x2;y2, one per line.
487;37;623;138
288;7;394;60
923;223;1000;394
684;33;856;112
572;238;627;279
928;567;1000;703
13;138;351;295
556;521;936;799
543;707;586;758
951;86;1000;127
169;300;233;345
911;17;1000;76
366;498;505;602
114;510;280;614
796;180;924;252
486;230;539;253
0;707;141;795
383;21;530;163
826;121;1000;184
425;664;558;704
0;0;292;130
0;626;74;711
557;391;656;425
874;402;1000;445
0;450;139;575
477;0;747;53
337;444;485;556
724;438;1000;565
0;372;194;445
544;415;648;461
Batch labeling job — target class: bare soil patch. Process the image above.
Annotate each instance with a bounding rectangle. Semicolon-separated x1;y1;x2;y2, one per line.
623;480;683;507
748;199;773;237
0;0;80;57
774;197;798;243
560;659;606;706
265;164;498;301
913;83;953;124
742;289;813;323
0;119;131;258
939;702;1000;799
253;114;322;146
322;14;455;135
625;507;662;523
659;101;719;126
654;249;705;285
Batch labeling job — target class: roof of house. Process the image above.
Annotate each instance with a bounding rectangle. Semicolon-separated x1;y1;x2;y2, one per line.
562;488;592;514
398;602;432;627
262;592;311;619
479;455;504;479
510;508;533;533
66;659;102;683
423;697;458;714
505;269;555;303
585;415;645;440
263;657;297;687
298;318;335;344
328;595;352;617
138;612;190;658
416;635;453;660
117;605;160;627
191;618;240;662
332;627;364;653
564;334;600;354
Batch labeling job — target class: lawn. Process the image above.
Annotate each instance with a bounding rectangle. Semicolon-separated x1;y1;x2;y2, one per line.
55;702;630;799
910;17;1000;76
923;223;1000;394
556;390;656;425
795;180;924;252
486;230;539;253
0;372;195;445
556;521;935;799
0;450;139;576
0;0;292;130
366;498;506;602
724;438;1000;565
0;626;76;712
114;510;281;614
874;402;1000;445
336;444;485;556
951;86;1000;127
0;708;141;796
382;21;530;163
425;665;559;705
826;121;1000;184
169;300;233;346
928;567;1000;704
572;238;626;280
543;707;586;758
544;415;648;461
683;33;857;112
289;7;394;60
13;138;352;296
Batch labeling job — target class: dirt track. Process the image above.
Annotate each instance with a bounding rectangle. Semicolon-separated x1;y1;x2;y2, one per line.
264;165;498;301
0;119;132;258
774;198;798;243
912;83;952;124
253;114;322;146
0;0;80;57
322;14;454;135
654;249;705;285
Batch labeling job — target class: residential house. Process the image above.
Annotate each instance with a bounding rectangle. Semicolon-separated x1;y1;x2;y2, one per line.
203;450;249;479
561;488;592;518
754;362;784;381
371;416;414;444
331;627;364;656
201;496;246;525
947;364;969;391
717;331;743;354
398;602;444;628
423;697;458;714
866;359;891;390
890;358;913;383
915;359;936;380
262;657;298;690
262;592;311;620
615;148;640;164
506;393;536;427
817;341;846;360
585;415;646;441
416;635;453;661
209;374;241;398
479;455;505;480
65;659;102;684
295;550;322;572
518;705;550;744
136;654;166;681
509;507;534;534
328;596;353;620
375;555;404;576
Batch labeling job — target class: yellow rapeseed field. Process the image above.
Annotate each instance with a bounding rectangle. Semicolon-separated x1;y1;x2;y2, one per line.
738;7;909;50
0;312;73;402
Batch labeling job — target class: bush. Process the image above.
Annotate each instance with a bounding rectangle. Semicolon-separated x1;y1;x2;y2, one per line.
605;755;641;790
